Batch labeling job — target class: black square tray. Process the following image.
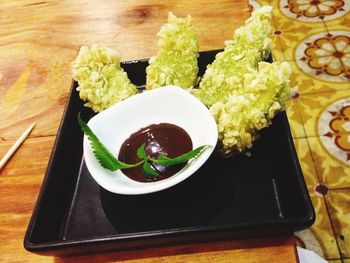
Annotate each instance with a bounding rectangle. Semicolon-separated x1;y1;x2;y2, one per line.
24;50;315;256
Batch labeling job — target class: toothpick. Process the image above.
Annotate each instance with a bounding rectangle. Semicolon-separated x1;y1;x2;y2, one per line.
0;122;37;171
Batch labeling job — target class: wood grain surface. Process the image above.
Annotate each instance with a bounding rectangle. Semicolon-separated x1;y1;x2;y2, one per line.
0;0;299;262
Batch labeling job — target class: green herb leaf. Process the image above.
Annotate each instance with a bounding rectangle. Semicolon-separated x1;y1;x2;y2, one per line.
142;160;160;177
136;143;147;159
156;145;209;167
78;113;138;171
78;113;210;178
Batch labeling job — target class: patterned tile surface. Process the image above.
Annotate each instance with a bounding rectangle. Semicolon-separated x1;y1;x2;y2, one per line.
271;30;286;62
296;192;340;259
287;98;306;138
308;135;350;188
249;0;350;261
272;15;327;61
293;138;318;190
298;89;350;137
289;60;349;94
294;30;350;83
326;189;350;258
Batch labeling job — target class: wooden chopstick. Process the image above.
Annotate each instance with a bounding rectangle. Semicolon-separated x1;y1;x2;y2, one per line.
0;122;36;171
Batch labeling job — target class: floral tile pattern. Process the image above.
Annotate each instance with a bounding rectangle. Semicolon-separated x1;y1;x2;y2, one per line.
298;89;350;137
295;30;350;82
323;2;350;29
295;192;340;259
326;189;350;258
249;0;350;261
271;30;287;62
279;0;350;22
308;135;350;189
289;60;349;94
271;9;326;61
271;1;326;60
287;98;306;138
293;138;319;190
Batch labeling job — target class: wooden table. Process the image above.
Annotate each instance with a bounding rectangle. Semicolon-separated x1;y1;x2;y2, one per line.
0;1;299;262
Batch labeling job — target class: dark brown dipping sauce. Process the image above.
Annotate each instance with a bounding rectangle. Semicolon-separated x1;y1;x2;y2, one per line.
118;123;193;182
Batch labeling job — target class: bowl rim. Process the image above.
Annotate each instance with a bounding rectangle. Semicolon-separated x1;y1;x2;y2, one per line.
83;85;218;195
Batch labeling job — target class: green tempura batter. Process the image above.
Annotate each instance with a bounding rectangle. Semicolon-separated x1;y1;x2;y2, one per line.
72;45;137;112
146;12;199;91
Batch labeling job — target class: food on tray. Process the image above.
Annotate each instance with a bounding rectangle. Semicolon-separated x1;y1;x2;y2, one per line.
145;12;199;91
193;6;296;155
78;114;207;181
210;61;295;155
74;6;295;157
118;123;193;182
193;6;273;107
72;45;137;112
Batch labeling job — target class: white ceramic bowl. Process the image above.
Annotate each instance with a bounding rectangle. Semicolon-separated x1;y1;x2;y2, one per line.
83;86;218;195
